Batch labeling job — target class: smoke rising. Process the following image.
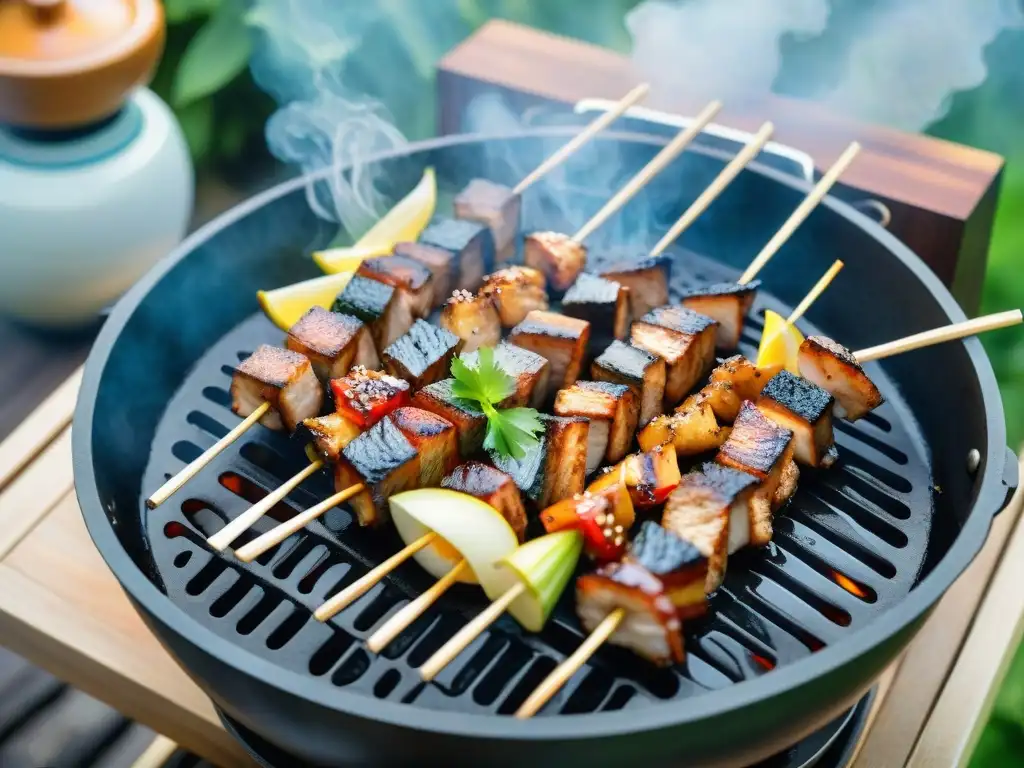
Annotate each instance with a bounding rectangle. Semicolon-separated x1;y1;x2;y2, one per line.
626;0;1023;133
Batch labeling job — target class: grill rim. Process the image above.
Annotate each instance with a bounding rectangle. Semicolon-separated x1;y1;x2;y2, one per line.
73;128;1015;742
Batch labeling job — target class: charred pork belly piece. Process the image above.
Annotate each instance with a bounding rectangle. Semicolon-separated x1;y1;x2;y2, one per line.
508;310;590;402
593;253;671;321
382;319;463;390
389;406;459;488
301;412;362;464
524;231;587;293
797;335;884;421
591;340;666;427
454;179;521;261
555;381;639;471
412;378;487;457
540;484;636;562
286;306;378;382
231;345;324;432
332;274;413;352
678;280;760;349
335;416;420;527
442;461;528;541
664;463;761;591
393;241;455;308
357;254;435;319
562;272;630;353
638;399;728;457
478;265;549;328
439;289;501;353
329;367;410;428
716;402;796;539
588;443;682;509
628;520;710;619
757;370;837;468
419;218;495;293
630;306;718;407
489;414;589;509
576;561;685;666
460;342;550;409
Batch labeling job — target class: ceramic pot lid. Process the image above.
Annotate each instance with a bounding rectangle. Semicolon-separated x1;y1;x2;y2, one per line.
0;0;164;128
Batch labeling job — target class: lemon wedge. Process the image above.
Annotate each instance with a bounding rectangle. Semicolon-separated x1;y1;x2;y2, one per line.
389;488;519;599
257;271;356;331
314;167;437;274
757;309;805;376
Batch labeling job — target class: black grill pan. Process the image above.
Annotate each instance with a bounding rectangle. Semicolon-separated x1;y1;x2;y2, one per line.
74;130;1017;767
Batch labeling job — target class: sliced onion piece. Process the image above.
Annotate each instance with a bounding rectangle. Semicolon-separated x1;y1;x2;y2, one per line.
498;530;584;632
389;488;519;598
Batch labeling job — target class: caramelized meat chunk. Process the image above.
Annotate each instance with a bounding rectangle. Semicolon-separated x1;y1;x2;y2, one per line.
231;345;323;431
489;414;589;508
442;461;528;541
454;179;521;261
630;305;718;406
524;231;587;293
562;272;630;355
389;406;459;488
628;520;710;619
419;218;495;293
757;370;837;467
286;307;378;382
591;340;666;427
412;379;487;457
383;319;463;389
479;265;549;328
679;280;760;349
439;289;502;353
332;274;413;352
301;412;362;464
797;335;884;421
336;417;420;527
357;254;435;319
393;241;455;308
555;380;639;470
593;253;671;320
508;310;590;402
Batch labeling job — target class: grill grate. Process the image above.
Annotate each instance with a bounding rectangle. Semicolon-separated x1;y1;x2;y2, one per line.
141;252;932;719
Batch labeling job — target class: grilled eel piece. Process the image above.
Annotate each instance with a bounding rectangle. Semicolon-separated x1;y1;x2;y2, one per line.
716;402;798;544
231;345;324;432
418;217;495;293
630;305;719;407
576;521;707;666
489;414;589;509
460;342;550;409
797;335;884;421
332;274;414;353
678;280;760;349
393;241;455;308
439;289;501;354
453;178;521;263
412;378;487;457
638;398;729;458
479;265;549;328
334;406;459;527
663;462;761;592
591;340;666;428
562;272;630;354
301;412;362;464
508;310;591;402
524;231;587;293
286;307;379;383
555;381;639;472
357;254;435;319
382;319;463;390
592;253;671;322
757;370;838;468
442;461;528;541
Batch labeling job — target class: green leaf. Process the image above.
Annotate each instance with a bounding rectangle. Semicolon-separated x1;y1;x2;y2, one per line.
175;98;214;161
474;347;517;404
499;407;544;437
165;0;220;24
172;0;252;108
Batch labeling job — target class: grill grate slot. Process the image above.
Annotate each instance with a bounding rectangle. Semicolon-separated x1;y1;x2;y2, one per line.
139;252;933;718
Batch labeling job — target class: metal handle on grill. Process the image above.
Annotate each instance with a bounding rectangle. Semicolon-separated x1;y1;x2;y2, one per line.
572;98;816;182
849;199;893;229
997;446;1020;516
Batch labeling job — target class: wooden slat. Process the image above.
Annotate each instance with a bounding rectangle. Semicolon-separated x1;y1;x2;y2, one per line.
0;367;81;494
851;464;1024;767
0;491;249;768
0;426;74;560
908;498;1024;767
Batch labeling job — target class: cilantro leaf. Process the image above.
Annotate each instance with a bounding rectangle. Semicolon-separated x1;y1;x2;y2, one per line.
474;346;516;404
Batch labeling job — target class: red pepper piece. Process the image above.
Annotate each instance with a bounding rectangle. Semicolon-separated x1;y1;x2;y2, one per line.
540;492;627;564
330;367;410;428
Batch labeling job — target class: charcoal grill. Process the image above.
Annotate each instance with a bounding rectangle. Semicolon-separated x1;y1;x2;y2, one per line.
73;128;1017;767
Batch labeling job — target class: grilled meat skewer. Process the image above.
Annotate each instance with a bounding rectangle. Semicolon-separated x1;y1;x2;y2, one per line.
479;266;549;328
442;461;528;541
524;231;587;293
757;370;838;468
630;305;718;407
332;274;414;353
286;307;379;383
382;319;463;390
555;381;639;472
440;290;502;353
231;345;324;432
562;272;630;356
591;340;666;428
357;254;435;320
454;179;521;263
508;310;591;403
798;335;884;421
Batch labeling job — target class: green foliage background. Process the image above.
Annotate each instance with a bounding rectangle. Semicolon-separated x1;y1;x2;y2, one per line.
159;1;1023;762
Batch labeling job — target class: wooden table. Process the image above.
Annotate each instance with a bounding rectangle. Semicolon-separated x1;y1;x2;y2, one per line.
0;372;1021;768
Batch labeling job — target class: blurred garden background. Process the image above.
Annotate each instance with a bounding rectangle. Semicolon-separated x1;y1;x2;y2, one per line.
160;1;1023;763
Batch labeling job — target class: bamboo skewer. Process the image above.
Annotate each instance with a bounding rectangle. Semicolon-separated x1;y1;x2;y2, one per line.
650;121;775;257
315;532;439;622
147;402;270;509
367;560;470;653
514;83;651;195
419;582;527;681
234;482;366;563
854;309;1023;363
516;608;625;718
739;141;861;285
571;100;723;244
207;458;323;552
787;260;844;327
